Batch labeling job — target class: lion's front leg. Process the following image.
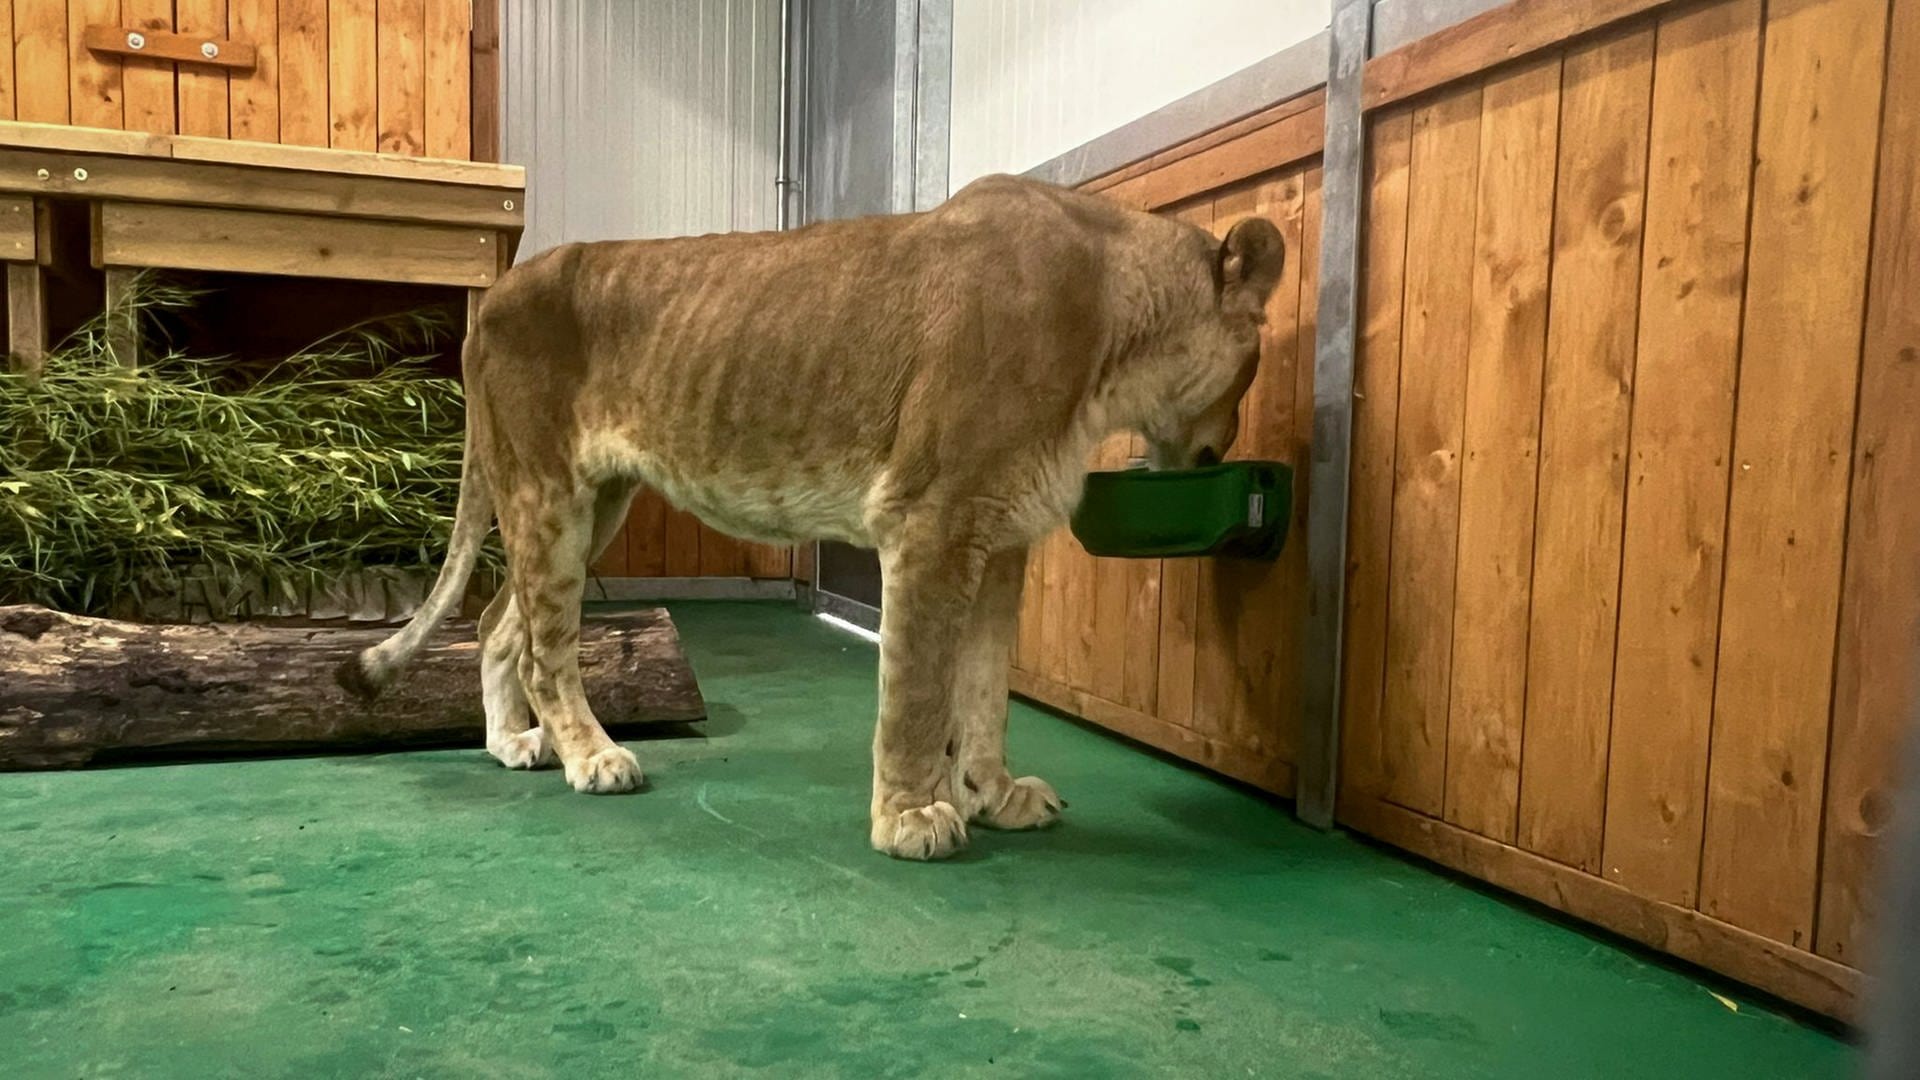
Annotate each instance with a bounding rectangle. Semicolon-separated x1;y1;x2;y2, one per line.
867;523;998;860
952;546;1061;831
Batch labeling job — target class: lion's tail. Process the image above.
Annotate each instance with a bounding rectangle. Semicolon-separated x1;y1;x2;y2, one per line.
334;421;494;701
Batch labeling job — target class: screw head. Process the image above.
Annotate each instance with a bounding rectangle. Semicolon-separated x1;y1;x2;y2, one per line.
35;168;50;181
73;167;89;182
503;198;516;211
201;41;219;60
127;31;146;50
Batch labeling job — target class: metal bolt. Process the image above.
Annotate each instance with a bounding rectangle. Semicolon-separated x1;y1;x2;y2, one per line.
503;199;515;211
73;167;89;182
201;41;219;60
34;168;50;181
127;31;146;50
479;237;488;244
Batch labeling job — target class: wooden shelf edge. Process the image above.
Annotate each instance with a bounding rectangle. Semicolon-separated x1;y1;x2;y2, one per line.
1338;793;1865;1022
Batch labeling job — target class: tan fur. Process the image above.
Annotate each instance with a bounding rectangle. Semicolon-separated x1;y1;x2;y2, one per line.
343;174;1284;859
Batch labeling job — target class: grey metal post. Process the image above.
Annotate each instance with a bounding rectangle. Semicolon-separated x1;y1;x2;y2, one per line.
1296;0;1373;830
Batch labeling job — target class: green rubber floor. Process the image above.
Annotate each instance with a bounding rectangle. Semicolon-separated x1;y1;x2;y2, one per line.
1;602;1852;1079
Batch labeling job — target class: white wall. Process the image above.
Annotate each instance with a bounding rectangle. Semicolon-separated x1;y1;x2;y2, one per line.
949;0;1329;188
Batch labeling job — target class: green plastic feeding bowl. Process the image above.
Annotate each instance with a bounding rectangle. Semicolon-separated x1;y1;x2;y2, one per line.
1069;460;1293;561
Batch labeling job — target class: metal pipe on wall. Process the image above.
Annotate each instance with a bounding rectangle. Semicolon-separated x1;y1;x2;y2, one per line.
776;0;800;230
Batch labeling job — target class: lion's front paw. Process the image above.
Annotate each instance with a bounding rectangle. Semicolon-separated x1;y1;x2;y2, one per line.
871;800;968;860
977;776;1063;831
565;745;644;794
487;727;554;770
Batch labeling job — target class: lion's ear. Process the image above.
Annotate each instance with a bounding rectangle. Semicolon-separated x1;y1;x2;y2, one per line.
1217;217;1285;318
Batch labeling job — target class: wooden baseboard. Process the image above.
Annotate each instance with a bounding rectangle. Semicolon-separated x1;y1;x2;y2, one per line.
1338;794;1864;1021
1010;668;1294;796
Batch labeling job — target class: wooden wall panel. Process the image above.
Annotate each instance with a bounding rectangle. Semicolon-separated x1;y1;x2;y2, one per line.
15;0;71;124
229;0;279;141
278;0;330;147
1517;24;1652;873
1698;0;1887;948
1441;55;1558;843
1816;0;1920;968
424;0;470;158
1338;106;1413;805
1601;0;1759;908
67;0;120;129
328;0;377;150
376;0;424;155
175;0;228;137
122;0;175;134
1379;85;1480;816
0;0;14;119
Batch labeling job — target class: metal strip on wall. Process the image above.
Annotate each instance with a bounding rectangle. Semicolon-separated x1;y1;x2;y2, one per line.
1296;0;1373;830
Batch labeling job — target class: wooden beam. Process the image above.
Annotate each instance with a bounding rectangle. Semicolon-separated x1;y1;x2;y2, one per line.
1082;89;1326;195
102;267;141;367
1363;0;1682;113
82;23;257;70
1339;794;1863;1021
5;263;47;375
97;202;502;287
470;0;501;163
0;147;523;229
1101;104;1325;212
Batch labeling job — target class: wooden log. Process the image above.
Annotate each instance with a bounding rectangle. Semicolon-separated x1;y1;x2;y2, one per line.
0;605;705;770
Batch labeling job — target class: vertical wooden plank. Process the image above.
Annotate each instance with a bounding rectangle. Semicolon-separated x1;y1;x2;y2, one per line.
1118;556;1162;713
6;263;46;373
1700;0;1888;948
279;0;329;147
329;0;378;150
424;0;470;158
470;0;499;162
176;0;230;137
1191;173;1304;758
1603;0;1760;907
663;507;702;578
229;0;280;141
377;0;425;155
14;0;69;124
1089;436;1132;703
1039;529;1071;686
1153;197;1216;729
745;542;792;580
1339;105;1414;804
590;525;628;577
103;268;141;367
1518;25;1654;871
0;0;14;120
1817;0;1920;968
623;489;668;579
68;0;122;130
699;527;749;578
1379;83;1482;817
122;0;176;135
1443;55;1559;843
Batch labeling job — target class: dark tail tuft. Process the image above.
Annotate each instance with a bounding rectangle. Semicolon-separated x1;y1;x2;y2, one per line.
334;654;388;701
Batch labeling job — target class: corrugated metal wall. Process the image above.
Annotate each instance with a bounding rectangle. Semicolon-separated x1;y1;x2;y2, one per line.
501;0;782;259
948;0;1328;187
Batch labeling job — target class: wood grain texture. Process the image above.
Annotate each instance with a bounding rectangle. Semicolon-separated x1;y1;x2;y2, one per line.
1379;84;1481;817
1342;794;1862;1021
623;489;668;579
328;0;376;150
470;0;499;162
1363;0;1679;112
1015;541;1043;673
82;24;258;68
175;0;230;137
1518;25;1653;872
6;262;46;372
0;0;14;120
376;0;424;155
1089;436;1132;704
1817;0;1920;968
1700;0;1887;948
14;0;70;124
228;0;279;140
663;507;701;578
744;542;792;581
1443;55;1559;843
278;0;329;147
1602;0;1759;907
67;0;121;129
1339;106;1413;803
97;201;499;286
120;0;176;135
424;0;469;158
697;528;749;579
0;606;705;770
1083;90;1325;195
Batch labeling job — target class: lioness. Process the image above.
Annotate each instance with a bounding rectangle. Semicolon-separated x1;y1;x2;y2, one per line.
340;174;1283;860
